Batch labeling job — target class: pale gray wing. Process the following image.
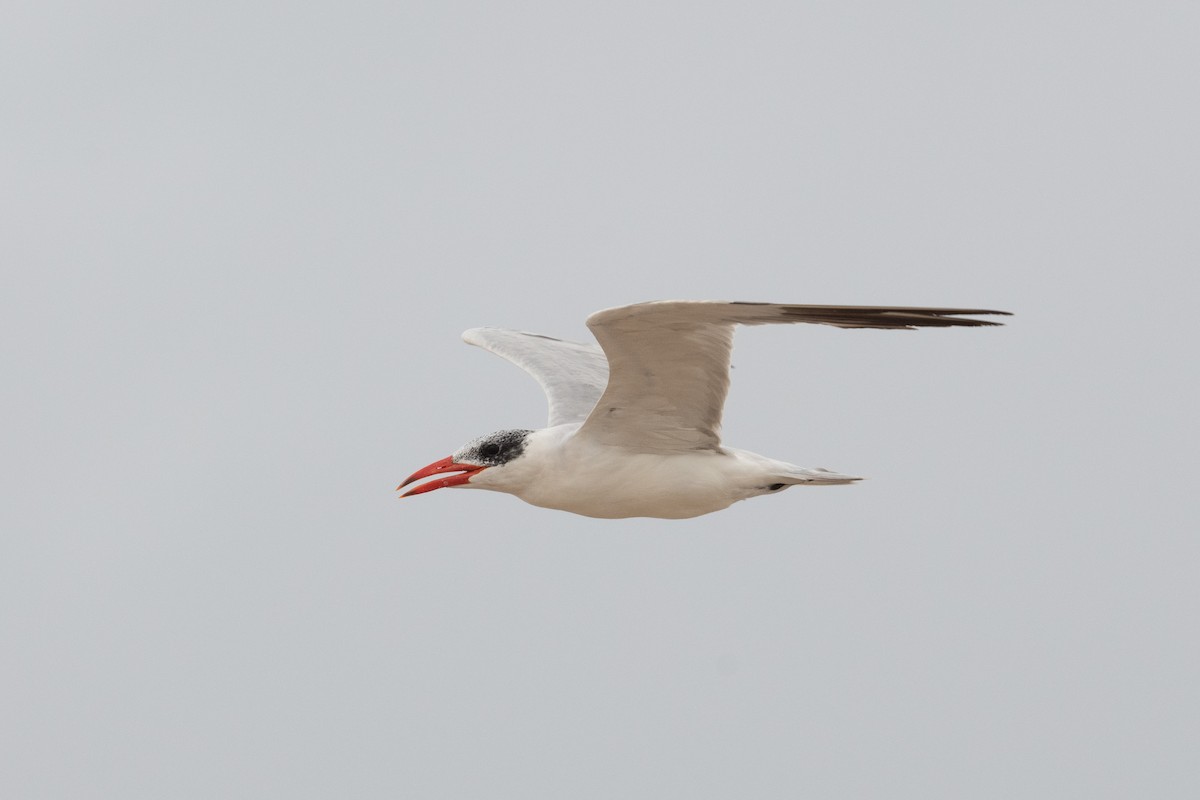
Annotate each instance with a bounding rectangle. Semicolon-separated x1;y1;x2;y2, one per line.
462;327;610;427
576;300;1009;453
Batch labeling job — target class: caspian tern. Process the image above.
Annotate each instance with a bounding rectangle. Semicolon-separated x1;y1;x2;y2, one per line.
398;301;1008;519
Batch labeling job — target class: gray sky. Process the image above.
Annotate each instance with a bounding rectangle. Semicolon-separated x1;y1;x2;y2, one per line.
3;1;1197;797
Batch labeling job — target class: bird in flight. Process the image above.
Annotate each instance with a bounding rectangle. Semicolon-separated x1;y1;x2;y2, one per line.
398;301;1008;519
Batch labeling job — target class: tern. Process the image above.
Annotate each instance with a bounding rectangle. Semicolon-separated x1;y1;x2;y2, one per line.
398;301;1008;519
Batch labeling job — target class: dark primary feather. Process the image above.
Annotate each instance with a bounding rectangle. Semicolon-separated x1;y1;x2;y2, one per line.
730;303;1010;329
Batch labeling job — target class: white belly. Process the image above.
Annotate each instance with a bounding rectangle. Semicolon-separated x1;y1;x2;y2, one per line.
516;448;745;519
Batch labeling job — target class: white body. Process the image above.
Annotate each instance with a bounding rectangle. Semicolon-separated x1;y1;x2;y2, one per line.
470;426;858;519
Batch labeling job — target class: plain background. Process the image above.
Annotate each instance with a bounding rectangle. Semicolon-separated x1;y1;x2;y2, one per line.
3;1;1197;797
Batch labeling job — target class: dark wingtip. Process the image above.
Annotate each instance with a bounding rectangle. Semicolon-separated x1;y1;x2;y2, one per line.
732;301;1012;327
778;305;1012;329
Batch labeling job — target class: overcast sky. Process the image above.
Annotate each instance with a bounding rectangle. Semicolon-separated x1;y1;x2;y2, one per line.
2;1;1197;797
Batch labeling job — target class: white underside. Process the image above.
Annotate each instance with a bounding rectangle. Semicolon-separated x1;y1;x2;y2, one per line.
466;426;860;519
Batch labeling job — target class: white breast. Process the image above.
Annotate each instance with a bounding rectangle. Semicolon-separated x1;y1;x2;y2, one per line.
496;428;758;519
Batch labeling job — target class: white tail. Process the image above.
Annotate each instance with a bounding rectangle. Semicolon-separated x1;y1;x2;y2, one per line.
783;468;862;486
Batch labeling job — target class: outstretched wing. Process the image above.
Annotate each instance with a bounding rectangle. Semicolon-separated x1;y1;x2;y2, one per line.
462;328;610;427
576;301;1009;453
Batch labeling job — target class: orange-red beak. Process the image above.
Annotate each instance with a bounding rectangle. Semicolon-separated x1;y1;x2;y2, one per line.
397;456;487;497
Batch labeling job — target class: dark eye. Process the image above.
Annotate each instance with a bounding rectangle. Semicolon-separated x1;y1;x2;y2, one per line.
481;442;501;458
768;483;786;491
